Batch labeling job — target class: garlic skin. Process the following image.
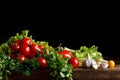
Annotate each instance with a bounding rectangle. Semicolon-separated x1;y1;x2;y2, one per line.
82;53;92;68
91;59;98;69
82;59;91;68
86;59;92;68
92;64;98;69
82;53;98;69
100;61;109;69
91;59;97;65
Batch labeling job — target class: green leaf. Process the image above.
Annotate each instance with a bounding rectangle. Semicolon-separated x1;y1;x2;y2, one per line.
0;30;74;80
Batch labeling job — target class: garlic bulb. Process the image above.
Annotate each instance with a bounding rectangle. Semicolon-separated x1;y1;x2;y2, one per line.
82;53;98;69
100;60;109;69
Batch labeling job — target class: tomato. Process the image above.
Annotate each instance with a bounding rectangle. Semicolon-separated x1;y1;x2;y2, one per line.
28;52;36;59
21;37;32;46
18;54;26;62
9;40;21;51
68;57;79;69
38;44;44;50
19;45;30;56
30;43;39;53
57;50;73;59
38;45;44;54
38;57;47;68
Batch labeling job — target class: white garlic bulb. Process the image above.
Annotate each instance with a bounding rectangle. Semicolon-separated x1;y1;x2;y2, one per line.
82;53;98;69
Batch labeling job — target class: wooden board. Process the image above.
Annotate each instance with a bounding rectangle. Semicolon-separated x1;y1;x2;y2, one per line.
73;65;120;80
8;65;120;80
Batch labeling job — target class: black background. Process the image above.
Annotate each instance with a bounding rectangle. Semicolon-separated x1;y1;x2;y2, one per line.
0;3;119;58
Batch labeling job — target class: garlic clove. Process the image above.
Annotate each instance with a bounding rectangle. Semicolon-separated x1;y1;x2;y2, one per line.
91;59;97;65
91;59;98;69
92;64;99;69
100;62;109;69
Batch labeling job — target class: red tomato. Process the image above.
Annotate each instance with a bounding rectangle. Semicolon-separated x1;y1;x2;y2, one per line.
21;37;32;46
38;45;44;54
38;57;47;68
28;52;36;59
38;44;44;50
57;50;73;59
68;57;79;69
19;45;30;56
9;40;21;51
18;54;26;62
30;43;39;53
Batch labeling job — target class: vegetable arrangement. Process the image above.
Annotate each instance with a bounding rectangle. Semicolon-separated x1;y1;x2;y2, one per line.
0;30;114;80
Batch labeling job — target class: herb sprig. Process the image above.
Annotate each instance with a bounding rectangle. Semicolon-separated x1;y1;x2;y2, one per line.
0;30;73;80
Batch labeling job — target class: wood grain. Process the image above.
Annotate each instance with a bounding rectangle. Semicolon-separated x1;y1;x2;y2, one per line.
7;65;120;80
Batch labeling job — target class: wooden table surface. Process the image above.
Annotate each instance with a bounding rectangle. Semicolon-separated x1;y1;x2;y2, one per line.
73;65;120;80
8;65;120;80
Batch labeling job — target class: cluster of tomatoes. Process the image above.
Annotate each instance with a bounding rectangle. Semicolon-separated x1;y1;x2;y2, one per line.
8;37;48;68
8;37;79;69
57;49;79;69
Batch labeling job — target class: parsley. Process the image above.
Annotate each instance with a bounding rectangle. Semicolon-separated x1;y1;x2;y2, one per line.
0;30;73;80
